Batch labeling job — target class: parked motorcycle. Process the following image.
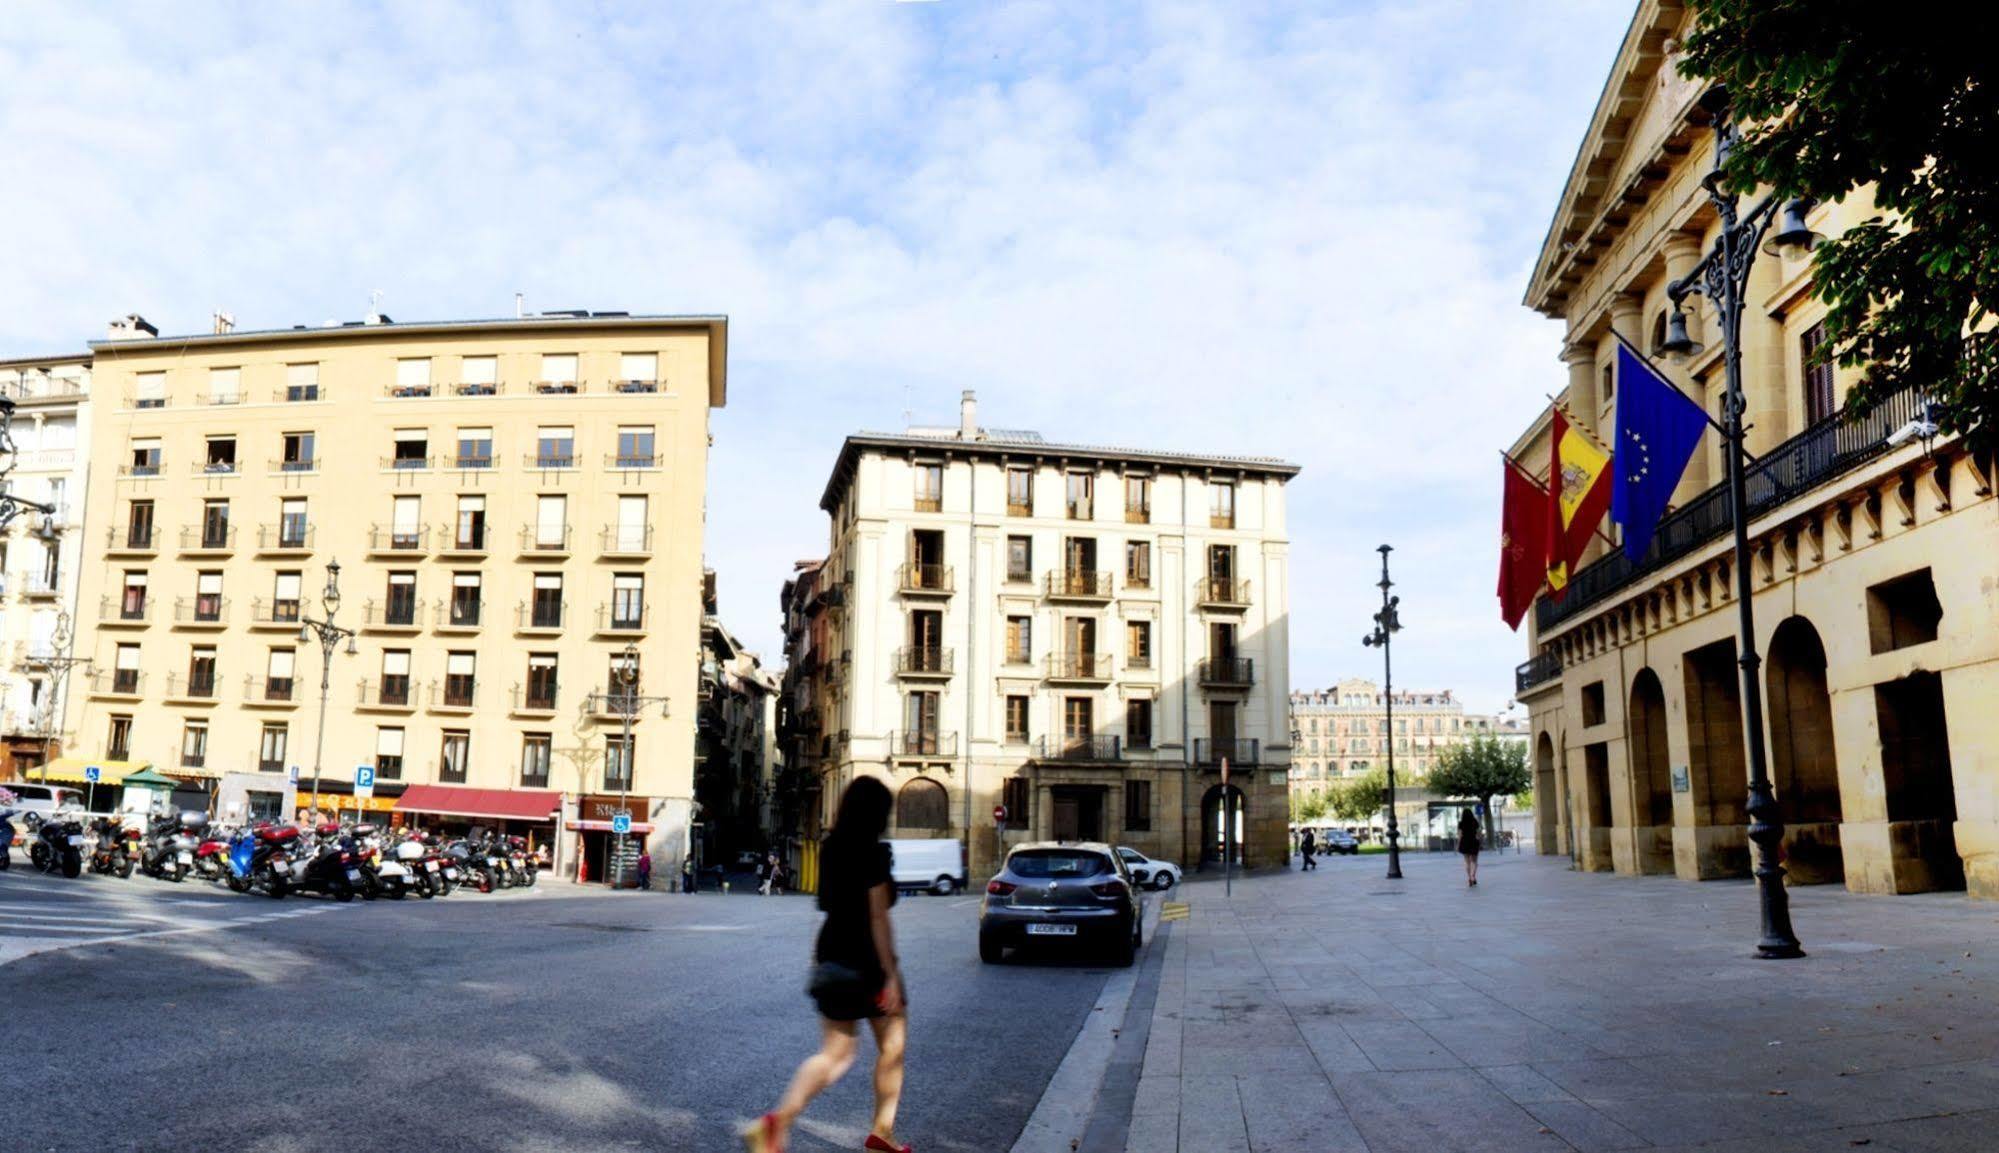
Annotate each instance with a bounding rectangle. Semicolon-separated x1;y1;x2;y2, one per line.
227;824;297;898
0;791;18;871
192;825;235;882
139;811;206;882
28;806;85;877
86;817;139;879
287;823;361;902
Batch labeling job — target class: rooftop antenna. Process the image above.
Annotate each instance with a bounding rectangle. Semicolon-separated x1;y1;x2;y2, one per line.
515;292;525;319
902;384;913;430
369;289;384;321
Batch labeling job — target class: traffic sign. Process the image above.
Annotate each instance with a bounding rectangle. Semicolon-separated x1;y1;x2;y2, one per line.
354;766;376;799
84;765;101;784
611;812;632;836
288;764;300;785
993;804;1007;825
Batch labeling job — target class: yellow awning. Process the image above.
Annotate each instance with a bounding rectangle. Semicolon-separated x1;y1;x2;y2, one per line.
35;758;152;786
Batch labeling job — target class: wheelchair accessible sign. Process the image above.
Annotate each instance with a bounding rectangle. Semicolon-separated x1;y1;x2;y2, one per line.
611;812;633;836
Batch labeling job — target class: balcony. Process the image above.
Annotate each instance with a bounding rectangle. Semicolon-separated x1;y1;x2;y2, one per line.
585;688;653;720
193;457;240;476
595;604;649;636
384;383;435;399
164;673;221;704
897;563;954;597
450;380;503;397
435;599;484;633
275;384;323;403
428;680;478;714
119;460;165;479
360;599;426;633
598;525;654;558
1045;653;1114;683
1044;571;1112;602
356;678;416;712
1196;578;1251;610
384;454;434;472
613;378;660;394
518;524;573;557
1193;738;1260;768
893;647;954;678
524;452;577;470
1198;657;1255;690
249;598;304;631
892;730;957;758
449;453;494;471
104;526;158;556
1034;735;1123;763
173;597;230;629
515;602;566;635
367;524;430;556
242;674;300;708
1516;651;1562;694
99;595;153;627
269;456;317;475
531;379;584;396
435;525;490;558
511;685;560;716
19;573;61;599
89;669;146;699
605;452;661;469
256;524;315;554
178;525;238;555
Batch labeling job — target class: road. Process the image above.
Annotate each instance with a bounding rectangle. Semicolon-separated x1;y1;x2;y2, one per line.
1;867;1128;1152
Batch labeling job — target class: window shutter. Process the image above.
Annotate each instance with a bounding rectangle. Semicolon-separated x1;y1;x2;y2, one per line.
396;359;431;387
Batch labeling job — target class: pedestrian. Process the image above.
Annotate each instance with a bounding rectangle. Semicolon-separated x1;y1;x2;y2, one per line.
771;856;786;896
1458;808;1483;886
637;850;652;891
682;854;697;894
760;851;779;896
1299;828;1317;871
743;776;910;1153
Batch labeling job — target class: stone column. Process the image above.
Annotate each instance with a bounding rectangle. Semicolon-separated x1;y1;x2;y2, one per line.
1561;343;1596;436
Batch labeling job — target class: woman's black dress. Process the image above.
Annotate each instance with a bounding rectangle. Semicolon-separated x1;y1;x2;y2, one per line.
811;837;900;1021
1456;813;1482;856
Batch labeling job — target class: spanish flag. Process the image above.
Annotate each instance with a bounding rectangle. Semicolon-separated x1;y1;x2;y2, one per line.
1546;407;1612;592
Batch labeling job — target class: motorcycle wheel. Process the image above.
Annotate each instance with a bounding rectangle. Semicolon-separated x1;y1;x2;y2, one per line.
30;842;50;871
415;876;435;899
0;848;9;871
167;865;185;883
117;856;135;880
226;874;250;893
524;865;538;888
61;850;82;879
332;878;354;903
266;876;288;899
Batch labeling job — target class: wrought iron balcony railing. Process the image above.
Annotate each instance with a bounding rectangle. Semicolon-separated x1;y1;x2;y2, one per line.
1045;652;1113;681
892;730;957;757
1044;570;1112;600
897;563;954;595
1515;651;1562;694
1193;738;1259;767
1034;735;1122;762
1198;657;1255;688
894;647;953;676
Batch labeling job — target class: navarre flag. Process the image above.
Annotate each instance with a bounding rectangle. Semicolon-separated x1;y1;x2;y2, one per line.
1546;406;1611;592
1497;460;1549;631
1609;340;1708;563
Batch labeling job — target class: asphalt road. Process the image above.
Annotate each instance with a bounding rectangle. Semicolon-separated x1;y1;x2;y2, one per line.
0;868;1122;1152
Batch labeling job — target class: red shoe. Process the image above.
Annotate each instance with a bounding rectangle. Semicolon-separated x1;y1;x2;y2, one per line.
741;1113;784;1153
863;1136;912;1153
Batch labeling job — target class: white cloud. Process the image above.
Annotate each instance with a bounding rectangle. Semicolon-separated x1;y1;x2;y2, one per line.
0;0;1631;711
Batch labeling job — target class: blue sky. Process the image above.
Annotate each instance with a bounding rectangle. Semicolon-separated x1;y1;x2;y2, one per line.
0;1;1633;712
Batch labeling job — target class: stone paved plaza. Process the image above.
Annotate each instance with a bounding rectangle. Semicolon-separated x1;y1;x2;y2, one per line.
1119;851;1999;1152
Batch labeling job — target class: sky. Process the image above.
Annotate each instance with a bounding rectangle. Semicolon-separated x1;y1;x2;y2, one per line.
0;1;1634;715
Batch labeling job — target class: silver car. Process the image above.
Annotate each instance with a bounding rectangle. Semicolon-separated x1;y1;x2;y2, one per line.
979;842;1143;967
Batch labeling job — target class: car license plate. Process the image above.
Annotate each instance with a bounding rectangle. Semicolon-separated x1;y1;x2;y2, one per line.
425;861;439;872
67;835;86;847
1027;923;1077;937
178;852;193;864
346;869;362;882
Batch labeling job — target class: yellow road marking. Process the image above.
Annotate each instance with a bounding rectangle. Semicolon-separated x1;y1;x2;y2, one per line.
1159;901;1190;922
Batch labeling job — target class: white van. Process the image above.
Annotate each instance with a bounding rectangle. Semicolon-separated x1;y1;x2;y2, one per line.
2;782;86;827
886;838;967;896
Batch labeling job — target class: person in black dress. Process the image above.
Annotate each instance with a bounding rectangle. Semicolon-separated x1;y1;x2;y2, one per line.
1458;808;1483;886
746;776;911;1153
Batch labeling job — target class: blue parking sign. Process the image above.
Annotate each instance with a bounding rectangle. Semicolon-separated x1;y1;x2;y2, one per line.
84;765;101;783
355;766;376;798
611;812;632;836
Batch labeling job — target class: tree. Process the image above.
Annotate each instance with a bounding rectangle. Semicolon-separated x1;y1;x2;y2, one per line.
1327;769;1387;824
1290;789;1328;825
1681;1;1999;452
1428;735;1531;849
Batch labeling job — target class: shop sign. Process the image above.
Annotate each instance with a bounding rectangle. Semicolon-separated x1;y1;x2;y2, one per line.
579;794;647;824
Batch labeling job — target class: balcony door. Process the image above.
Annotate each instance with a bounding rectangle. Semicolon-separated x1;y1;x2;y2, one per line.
909;610;942;670
904;691;940;753
1063;536;1096;577
1063;697;1093;752
1209;621;1237;663
1065;617;1096;669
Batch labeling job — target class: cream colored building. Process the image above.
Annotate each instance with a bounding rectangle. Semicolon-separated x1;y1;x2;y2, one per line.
1;354;94;775
1510;2;1998;897
812;393;1298;880
64;311;726;872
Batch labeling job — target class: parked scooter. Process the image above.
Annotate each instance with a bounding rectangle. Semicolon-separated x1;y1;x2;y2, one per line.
192;825;235;882
0;789;18;871
226;824;297;898
287;823;361;902
28;805;86;877
86;817;139;879
139;811;206;882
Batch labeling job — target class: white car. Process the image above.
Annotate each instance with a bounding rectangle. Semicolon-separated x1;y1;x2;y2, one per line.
2;783;86;829
1116;846;1182;891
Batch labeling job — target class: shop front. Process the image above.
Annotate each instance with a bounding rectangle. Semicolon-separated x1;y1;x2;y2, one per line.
571;793;655;887
295;777;405;827
392;784;561;857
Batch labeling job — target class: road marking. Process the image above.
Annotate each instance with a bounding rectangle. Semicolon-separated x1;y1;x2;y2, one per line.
948;897;980;909
1158;901;1189;922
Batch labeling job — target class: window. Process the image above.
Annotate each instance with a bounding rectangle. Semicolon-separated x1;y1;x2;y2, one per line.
107;715;133;759
1005;695;1030;743
618;352;659;390
1125;476;1151;523
910;463;943;513
280;432;315;471
608;649;641;693
1124;779;1152;832
1007;467;1033;516
258;723;288;773
375;727;405;780
536;426;575;467
391;495;422;548
392;429;428;469
457;356;498;396
904;691;941;750
1125;541;1151;589
531;573;563;628
615;425;656;467
520;733;553;788
538;353;579;393
456;427;493;469
266;648;295;701
271;571;304;622
279;498;308;548
379;650;412;705
134;373;166;409
1602;363;1615;404
201;499;231;548
1802;322;1836;425
614;495;649;552
1065;471;1094;519
455;495;486;549
394;358;433;397
1127;700;1153;750
450;572;482;626
208;367;241;406
204;437;237;474
1210;480;1236;529
1005;616;1032;664
1003;777;1029;829
444;652;477;707
114;644;141;692
1006;536;1032;583
181;721;209;768
187;646;218;696
612;573;645;629
1127;621;1152;669
194;571;223;621
605;734;635;789
1206;544;1237;601
1063;697;1093;743
130;437;162;475
439;731;470;783
385;572;418;625
526;654;559;709
286;363;320;402
125;500;155;548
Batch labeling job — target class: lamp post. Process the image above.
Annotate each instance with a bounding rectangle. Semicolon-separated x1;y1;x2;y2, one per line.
1655;87;1817;960
19;610;91;785
592;642;670;886
1;397;74;785
1361;544;1403;881
296;560;358;818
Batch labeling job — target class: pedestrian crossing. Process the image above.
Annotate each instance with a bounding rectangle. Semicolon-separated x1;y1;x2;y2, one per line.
0;868;347;966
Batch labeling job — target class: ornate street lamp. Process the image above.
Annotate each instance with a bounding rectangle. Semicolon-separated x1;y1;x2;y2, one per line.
589;641;670;886
296;560;358;816
1361;544;1404;881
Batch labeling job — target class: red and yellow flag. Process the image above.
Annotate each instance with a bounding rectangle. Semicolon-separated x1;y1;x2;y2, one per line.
1497;460;1549;631
1546;407;1612;592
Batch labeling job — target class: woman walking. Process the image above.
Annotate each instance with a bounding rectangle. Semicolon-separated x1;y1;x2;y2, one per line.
1457;808;1483;886
744;776;911;1153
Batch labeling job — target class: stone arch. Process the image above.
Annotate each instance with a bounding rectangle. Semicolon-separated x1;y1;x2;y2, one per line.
1682;638;1750;878
895;777;949;833
1625;668;1674;874
1765;616;1845;883
1534;732;1557;855
1201;783;1246;868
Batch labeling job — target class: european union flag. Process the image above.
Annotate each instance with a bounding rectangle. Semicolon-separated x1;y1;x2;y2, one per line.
1609;340;1708;564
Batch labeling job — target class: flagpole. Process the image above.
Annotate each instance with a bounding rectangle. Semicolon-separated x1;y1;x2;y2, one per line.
1607;330;1751;455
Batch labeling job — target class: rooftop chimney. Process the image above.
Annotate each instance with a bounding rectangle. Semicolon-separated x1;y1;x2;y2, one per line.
959;390;979;439
106;314;158;341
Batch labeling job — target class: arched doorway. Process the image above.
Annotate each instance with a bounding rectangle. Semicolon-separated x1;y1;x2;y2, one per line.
895;778;949;834
1627;669;1674;874
1682;639;1750;878
1766;617;1844;884
1534;733;1557;854
1875;671;1964;891
1200;783;1245;868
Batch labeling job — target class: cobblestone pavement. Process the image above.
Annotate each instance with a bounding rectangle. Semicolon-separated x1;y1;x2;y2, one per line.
1113;851;1999;1152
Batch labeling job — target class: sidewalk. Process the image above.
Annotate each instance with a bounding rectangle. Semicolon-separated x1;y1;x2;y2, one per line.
1117;852;1999;1152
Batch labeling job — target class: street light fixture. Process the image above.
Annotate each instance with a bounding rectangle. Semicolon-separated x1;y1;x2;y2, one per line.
1361;543;1403;881
296;559;359;817
1655;86;1812;959
591;641;670;886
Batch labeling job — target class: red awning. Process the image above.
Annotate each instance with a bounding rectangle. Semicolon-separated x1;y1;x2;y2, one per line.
393;785;561;823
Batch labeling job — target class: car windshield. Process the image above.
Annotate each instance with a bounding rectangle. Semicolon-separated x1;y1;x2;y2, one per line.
1118;849;1143;862
1011;850;1107;878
